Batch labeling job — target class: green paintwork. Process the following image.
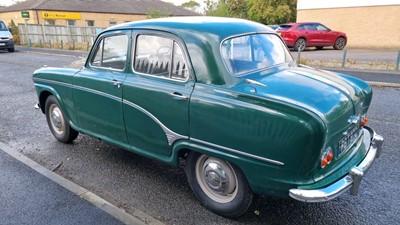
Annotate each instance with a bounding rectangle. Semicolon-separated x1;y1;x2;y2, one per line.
33;17;375;198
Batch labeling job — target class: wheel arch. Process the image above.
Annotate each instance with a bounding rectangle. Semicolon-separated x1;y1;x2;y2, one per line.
35;85;78;131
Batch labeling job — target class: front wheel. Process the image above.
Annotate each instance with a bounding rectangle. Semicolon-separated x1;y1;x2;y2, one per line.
45;95;78;143
185;152;253;217
7;47;14;52
333;37;346;50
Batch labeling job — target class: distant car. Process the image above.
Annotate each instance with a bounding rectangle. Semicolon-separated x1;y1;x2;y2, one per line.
0;20;14;52
267;24;279;30
277;22;347;51
33;17;382;218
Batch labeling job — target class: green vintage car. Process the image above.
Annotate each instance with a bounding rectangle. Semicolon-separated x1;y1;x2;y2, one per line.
33;17;383;217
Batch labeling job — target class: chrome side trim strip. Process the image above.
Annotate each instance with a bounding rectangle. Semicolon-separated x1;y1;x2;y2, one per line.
190;138;284;166
33;78;73;88
123;100;188;145
73;85;121;102
34;77;188;145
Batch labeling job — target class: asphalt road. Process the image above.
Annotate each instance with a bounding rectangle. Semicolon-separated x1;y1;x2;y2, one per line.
0;50;399;225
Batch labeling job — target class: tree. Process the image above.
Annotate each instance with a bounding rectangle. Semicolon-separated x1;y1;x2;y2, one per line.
181;0;200;12
204;0;231;17
8;20;20;44
226;0;248;18
247;0;297;25
146;8;170;19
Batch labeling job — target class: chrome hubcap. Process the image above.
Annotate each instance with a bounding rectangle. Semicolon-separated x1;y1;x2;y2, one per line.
196;155;238;203
49;104;65;135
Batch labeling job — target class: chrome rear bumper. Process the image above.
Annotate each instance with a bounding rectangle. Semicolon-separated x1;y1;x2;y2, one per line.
289;126;383;202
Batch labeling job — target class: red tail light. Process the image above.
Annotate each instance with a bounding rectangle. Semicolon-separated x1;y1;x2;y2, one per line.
321;148;334;168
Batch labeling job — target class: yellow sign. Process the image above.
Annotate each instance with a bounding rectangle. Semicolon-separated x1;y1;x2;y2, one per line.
41;11;81;20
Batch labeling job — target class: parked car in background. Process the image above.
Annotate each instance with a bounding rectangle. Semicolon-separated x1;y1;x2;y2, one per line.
277;22;347;51
0;19;14;52
33;17;382;218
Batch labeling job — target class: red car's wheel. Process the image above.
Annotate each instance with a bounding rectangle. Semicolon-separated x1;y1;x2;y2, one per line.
294;38;306;51
334;37;346;50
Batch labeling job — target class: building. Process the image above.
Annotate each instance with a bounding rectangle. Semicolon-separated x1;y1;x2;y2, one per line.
297;0;400;48
0;0;198;27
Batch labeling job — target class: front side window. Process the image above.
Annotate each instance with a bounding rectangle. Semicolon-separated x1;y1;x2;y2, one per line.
90;34;128;70
316;24;329;31
134;35;189;81
221;33;292;76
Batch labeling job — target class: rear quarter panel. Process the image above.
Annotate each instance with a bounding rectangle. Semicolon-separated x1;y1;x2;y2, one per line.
189;83;326;196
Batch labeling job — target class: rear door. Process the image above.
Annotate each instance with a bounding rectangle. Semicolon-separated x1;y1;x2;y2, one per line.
73;30;130;144
122;32;194;156
304;23;319;45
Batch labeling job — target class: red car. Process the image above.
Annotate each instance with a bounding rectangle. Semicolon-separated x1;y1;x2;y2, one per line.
277;22;347;51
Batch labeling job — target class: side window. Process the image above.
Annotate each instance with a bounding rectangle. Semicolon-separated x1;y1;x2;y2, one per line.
296;25;306;30
316;24;328;31
90;34;128;70
134;35;189;81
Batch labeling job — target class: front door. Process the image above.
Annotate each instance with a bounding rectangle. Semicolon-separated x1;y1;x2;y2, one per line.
73;31;130;144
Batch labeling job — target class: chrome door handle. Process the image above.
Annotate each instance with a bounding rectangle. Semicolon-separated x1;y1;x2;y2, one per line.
171;92;189;100
112;80;122;88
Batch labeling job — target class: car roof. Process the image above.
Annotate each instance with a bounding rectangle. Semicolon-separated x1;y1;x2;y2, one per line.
106;16;274;40
280;22;320;26
100;16;277;86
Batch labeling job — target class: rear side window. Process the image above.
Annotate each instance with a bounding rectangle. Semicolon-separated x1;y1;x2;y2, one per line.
91;34;128;70
133;35;189;81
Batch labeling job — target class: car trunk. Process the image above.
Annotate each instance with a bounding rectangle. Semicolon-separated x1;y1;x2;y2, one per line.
243;66;372;182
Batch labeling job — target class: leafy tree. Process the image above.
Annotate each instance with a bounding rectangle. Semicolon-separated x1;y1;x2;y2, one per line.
146;8;170;19
204;0;231;17
247;0;297;25
181;0;200;12
8;20;20;44
226;0;248;18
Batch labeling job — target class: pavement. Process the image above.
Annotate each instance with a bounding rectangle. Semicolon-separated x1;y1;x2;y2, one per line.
0;142;148;225
1;46;399;225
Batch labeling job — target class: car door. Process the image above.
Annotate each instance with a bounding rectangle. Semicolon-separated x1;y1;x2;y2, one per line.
73;30;130;144
316;23;337;45
122;32;194;156
304;23;319;45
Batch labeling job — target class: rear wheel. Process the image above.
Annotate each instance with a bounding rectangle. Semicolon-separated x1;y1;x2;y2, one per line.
45;95;78;143
333;37;346;50
185;152;253;217
294;38;306;51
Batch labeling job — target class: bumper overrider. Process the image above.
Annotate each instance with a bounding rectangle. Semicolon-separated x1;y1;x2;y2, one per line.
289;126;383;202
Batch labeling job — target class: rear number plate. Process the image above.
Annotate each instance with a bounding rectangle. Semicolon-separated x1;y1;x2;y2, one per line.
339;126;359;155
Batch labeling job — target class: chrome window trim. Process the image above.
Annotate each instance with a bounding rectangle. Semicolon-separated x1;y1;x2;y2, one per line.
89;33;129;72
132;33;191;83
220;32;294;77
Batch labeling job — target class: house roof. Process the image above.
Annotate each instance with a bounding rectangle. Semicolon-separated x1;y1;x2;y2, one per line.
0;0;199;16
